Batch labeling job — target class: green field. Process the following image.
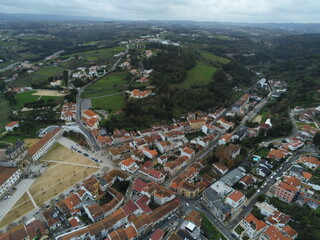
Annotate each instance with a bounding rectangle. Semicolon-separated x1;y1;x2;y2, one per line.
15;91;62;110
0;95;12;133
14;66;64;86
57;58;91;69
171;63;216;88
63;46;126;62
201;51;230;64
91;94;125;113
0;135;28;144
82;72;128;98
200;213;227;240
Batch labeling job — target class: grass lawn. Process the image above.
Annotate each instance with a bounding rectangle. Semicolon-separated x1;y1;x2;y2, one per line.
171;63;216;88
0;135;29;144
200;213;227;240
235;225;245;235
200;51;230;64
0;95;11;134
57;58;91;69
82;72;128;98
186;131;206;140
14;90;62;110
256;148;269;157
91;94;125;113
14;66;64;86
297;122;317;129
63;46;126;62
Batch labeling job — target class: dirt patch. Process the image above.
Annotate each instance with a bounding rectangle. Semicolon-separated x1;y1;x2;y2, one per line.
29;163;98;206
0;193;34;229
0;143;100;228
32;89;66;97
252;115;262;124
41;143;99;166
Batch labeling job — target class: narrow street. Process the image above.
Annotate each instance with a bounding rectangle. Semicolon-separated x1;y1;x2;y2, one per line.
75;45;130;151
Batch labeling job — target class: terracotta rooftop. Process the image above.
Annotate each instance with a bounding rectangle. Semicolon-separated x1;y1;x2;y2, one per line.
122;199;139;216
228;190;245;202
5;121;18;128
278;182;298;193
283;225;298;238
297;156;320;166
284;176;301;187
120;157;135;167
182;147;195;155
150;228;165;240
82;109;98;118
302;171;312;179
262;225;292;240
133;178;148;193
244;213;267;231
240;175;254;186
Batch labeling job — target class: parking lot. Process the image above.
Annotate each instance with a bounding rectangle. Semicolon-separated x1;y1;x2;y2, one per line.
58;137;116;171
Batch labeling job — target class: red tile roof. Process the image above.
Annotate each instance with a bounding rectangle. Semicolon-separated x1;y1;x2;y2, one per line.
5;121;18;128
278;182;298;193
136;195;152;213
150;228;165;240
182;147;195;155
133;179;148;193
263;225;292;240
120;158;135;167
284;176;301;187
122;200;139;216
82;109;98;118
302;171;312;179
228;190;245;202
244;213;267;230
283;225;298;238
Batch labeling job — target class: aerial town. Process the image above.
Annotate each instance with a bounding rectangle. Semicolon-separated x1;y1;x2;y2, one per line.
1;5;320;240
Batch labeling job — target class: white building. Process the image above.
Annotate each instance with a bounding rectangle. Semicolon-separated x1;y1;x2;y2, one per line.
119;158;139;173
0;167;21;198
28;128;62;161
225;190;246;210
5;121;19;132
180;147;195;159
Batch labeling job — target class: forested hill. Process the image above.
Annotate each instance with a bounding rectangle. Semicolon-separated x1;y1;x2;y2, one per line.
267;34;320;107
270;33;320;60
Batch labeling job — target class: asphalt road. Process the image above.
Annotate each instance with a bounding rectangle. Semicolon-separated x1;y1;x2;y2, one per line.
0;61;20;72
74;44;129;151
227;146;310;229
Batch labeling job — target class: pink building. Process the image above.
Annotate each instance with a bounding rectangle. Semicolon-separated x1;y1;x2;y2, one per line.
275;182;298;203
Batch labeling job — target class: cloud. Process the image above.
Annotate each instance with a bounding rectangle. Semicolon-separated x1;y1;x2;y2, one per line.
0;0;320;23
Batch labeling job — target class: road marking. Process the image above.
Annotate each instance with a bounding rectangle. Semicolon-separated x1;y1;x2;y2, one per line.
45;160;102;168
27;190;38;208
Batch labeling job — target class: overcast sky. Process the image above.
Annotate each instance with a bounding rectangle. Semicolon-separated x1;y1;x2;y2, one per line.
1;0;320;23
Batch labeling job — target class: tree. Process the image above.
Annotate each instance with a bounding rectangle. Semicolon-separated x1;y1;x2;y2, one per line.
257;194;266;202
313;132;320;147
63;70;69;85
213;68;227;83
